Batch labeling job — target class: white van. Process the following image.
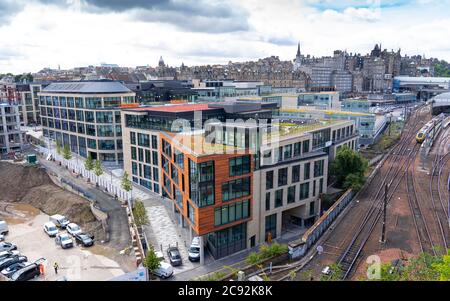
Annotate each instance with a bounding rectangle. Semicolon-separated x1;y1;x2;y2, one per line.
153;262;174;279
0;221;8;235
49;215;70;229
43;222;59;237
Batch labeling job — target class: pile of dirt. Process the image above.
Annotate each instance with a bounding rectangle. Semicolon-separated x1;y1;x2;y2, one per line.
0;162;104;240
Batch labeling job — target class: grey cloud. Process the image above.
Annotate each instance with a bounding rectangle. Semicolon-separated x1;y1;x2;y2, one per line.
0;1;24;24
82;0;249;33
267;37;298;46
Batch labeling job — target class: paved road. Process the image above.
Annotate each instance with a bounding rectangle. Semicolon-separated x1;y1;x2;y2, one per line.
37;154;131;251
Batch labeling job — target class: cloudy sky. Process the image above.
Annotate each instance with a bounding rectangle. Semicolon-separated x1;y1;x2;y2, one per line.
1;0;450;73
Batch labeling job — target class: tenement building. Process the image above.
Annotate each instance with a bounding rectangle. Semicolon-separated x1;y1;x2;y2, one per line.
39;81;136;163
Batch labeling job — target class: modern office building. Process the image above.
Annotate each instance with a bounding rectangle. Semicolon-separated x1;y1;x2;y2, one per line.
280;92;341;111
126;80;197;104
0;103;24;154
39;81;136;164
341;99;371;113
121;102;357;259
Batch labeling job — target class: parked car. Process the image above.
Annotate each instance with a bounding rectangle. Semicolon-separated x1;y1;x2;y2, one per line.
0;255;27;271
0;250;20;261
10;263;41;281
66;223;82;236
1;262;28;278
188;237;201;262
55;233;73;249
167;247;182;266
0;242;17;252
43;222;59;237
0;221;8;235
153;261;174;279
74;233;94;247
49;214;70;229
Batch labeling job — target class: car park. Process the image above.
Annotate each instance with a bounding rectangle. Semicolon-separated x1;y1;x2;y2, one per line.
0;250;20;261
0;255;27;271
49;214;70;229
43;222;59;237
167;247;182;266
153;261;174;279
10;263;41;281
0;242;17;252
1;262;28;278
0;221;8;235
66;223;82;236
73;233;94;247
55;233;74;249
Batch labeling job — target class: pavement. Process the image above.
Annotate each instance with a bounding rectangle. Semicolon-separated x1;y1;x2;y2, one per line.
6;212;126;281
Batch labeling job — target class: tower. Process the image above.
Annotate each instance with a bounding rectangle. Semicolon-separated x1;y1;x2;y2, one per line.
294;42;302;71
158;56;165;67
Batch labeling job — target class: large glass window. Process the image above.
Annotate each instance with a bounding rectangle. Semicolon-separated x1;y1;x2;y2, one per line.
265;192;271;211
85;97;102;109
265;214;277;241
130;132;136;145
98;140;115;150
87;139;97;149
162;139;172;157
222;177;251;202
188;159;215;208
214;200;250;226
96;111;113;123
283;145;292;160
229;155;251;176
97;125;114;137
293;142;301;157
302;140;310;153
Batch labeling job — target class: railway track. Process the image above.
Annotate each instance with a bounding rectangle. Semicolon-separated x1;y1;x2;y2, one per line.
429;135;450;252
407;157;436;255
336;107;427;279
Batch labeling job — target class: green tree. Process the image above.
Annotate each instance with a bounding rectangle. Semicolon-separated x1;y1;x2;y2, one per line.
331;147;368;189
343;173;365;191
132;199;149;227
84;154;94;171
121;171;132;192
63;144;72;160
94;160;103;177
432;251;450;281
56;140;62;155
143;246;161;279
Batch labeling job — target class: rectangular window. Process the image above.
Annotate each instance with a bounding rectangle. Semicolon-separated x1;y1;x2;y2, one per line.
152;151;158;165
145;150;151;164
293;142;301;157
302;140;310;153
278;168;288;187
288;186;296;204
151;135;158;149
265;192;271;211
319;178;324;194
300;182;310;200
275;189;283;208
138;133;150;147
304;162;310;180
309;201;315;216
266;171;273;190
265;214;277;241
292;165;300;183
229;155;251;176
130;132;136;145
314;160;324;177
131;146;137;160
283;145;292;160
222;177;251;202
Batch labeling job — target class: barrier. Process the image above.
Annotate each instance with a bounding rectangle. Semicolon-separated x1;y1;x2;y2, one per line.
288;189;354;259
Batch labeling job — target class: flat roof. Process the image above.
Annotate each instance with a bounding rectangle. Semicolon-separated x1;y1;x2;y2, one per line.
42;81;133;94
131;103;215;113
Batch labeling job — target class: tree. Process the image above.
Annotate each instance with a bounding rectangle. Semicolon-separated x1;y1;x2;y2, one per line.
63;144;72;160
132;199;149;227
94;160;103;177
56;140;62;155
143;246;161;279
121;171;132;192
343;173;365;191
84;154;94;171
330;146;368;189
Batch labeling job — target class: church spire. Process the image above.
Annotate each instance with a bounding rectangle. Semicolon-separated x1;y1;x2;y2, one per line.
296;42;301;57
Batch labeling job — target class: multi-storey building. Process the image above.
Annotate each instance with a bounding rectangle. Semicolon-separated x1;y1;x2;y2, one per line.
39;81;136;164
0;103;24;154
121;102;357;260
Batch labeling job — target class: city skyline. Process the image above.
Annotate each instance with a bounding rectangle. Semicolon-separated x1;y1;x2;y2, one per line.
1;0;450;73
